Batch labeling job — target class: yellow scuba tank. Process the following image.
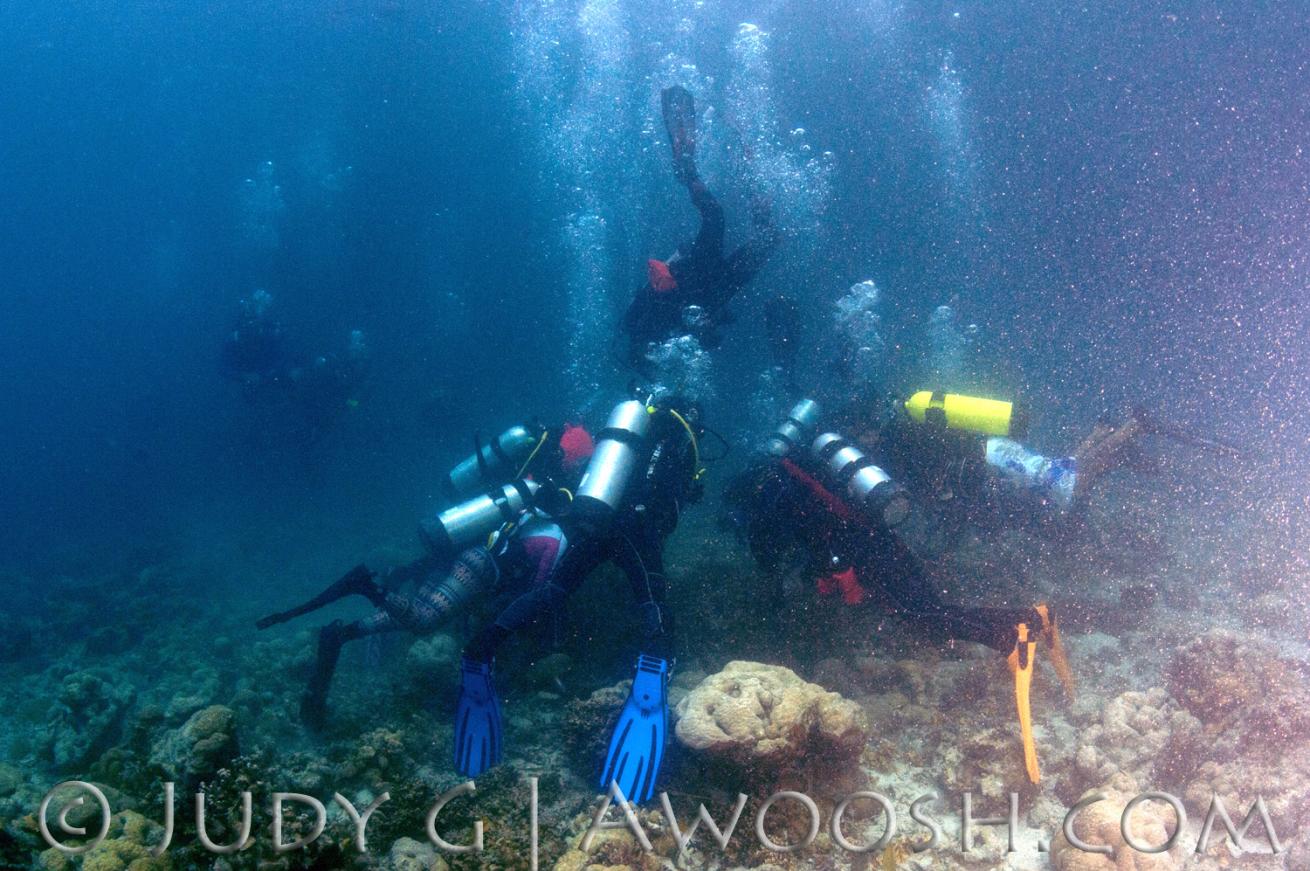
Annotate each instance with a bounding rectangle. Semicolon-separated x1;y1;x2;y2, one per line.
903;391;1025;438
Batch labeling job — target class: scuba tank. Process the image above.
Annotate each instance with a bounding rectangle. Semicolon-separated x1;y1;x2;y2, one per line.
573;400;653;518
903;391;1027;438
764;399;821;457
420;479;540;556
811;432;910;529
443;425;544;501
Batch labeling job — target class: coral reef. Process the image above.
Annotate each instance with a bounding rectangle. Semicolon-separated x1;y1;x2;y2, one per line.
0;481;1303;871
1164;630;1310;857
1050;776;1184;870
674;660;869;785
36;809;168;871
384;836;448;871
147;705;238;786
1072;689;1200;791
43;671;136;770
1165;630;1310;743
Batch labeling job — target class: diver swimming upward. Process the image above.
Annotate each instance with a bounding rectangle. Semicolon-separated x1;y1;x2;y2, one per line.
621;86;780;373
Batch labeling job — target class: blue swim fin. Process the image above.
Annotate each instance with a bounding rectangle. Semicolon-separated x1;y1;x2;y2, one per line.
599;654;669;804
453;658;503;778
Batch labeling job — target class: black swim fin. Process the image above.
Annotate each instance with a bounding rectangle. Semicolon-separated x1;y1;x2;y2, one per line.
661;86;697;177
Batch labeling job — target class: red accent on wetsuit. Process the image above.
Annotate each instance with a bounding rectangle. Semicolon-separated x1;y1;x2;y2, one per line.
520;529;564;587
816;567;868;605
780;458;854;521
647;259;677;292
780;458;869;606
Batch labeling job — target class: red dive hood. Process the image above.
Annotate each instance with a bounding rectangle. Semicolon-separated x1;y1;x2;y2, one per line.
559;423;596;472
647;258;677;292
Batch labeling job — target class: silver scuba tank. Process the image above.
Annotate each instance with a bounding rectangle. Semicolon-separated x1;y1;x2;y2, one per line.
811;432;910;528
764;398;821;457
443;425;541;500
574;400;653;515
420;479;540;555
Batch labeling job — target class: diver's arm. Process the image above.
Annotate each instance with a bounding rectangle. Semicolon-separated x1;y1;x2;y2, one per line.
461;536;602;662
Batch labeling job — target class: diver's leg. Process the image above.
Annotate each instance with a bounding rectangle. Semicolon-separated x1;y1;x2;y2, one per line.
380;547;498;634
721;201;780;292
301;611;398;731
301;549;496;730
876;542;1070;786
869;534;1035;652
613;524;674;660
598;524;676;803
256;563;380;630
684;176;725;265
1071;418;1146;502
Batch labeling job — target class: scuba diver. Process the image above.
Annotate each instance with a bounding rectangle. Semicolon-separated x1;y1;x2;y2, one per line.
220;291;371;442
255;419;597;730
875;391;1236;527
453;394;706;804
220;289;289;395
727;399;1074;784
285;329;371;442
621;86;780;372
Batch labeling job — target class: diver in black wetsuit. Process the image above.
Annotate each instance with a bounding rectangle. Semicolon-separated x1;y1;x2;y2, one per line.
451;395;705;801
462;410;697;668
727;402;1074;784
621;86;780;370
726;443;1056;656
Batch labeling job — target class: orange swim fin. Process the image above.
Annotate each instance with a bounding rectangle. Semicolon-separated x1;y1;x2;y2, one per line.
1006;622;1040;784
1035;603;1075;702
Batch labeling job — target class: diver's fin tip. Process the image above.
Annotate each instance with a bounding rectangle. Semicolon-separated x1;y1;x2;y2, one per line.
600;655;669;805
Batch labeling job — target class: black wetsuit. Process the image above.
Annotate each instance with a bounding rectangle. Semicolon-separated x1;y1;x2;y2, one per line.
730;454;1036;653
464;411;700;665
622;172;779;367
